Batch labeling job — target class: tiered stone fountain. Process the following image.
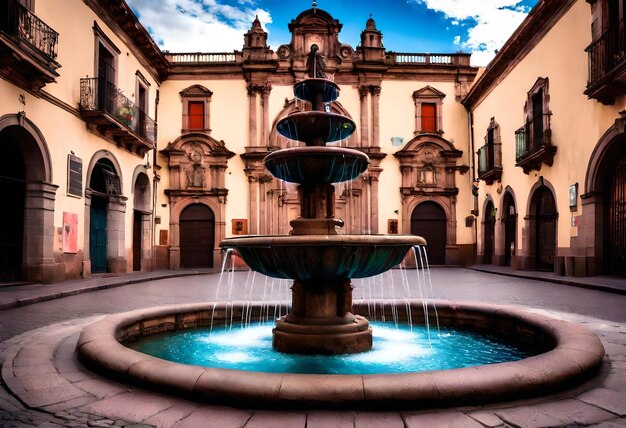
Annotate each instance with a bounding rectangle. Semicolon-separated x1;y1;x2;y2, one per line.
220;47;425;354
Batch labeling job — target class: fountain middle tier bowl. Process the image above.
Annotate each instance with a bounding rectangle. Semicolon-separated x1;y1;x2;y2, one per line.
276;111;356;144
220;235;426;281
264;146;370;184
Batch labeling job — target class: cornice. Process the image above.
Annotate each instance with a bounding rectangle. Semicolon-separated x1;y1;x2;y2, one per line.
462;0;577;109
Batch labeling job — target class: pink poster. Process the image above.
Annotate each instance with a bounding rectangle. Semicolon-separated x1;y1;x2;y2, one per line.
62;212;78;254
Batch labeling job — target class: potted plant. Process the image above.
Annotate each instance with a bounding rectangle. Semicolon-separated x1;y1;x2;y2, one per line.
117;104;134;127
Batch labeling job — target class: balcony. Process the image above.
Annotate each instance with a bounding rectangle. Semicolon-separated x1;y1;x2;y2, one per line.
585;20;626;104
0;0;60;91
477;143;502;184
79;77;156;157
514;118;556;174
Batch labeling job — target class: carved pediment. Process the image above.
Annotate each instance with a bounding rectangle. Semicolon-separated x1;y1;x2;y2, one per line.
412;85;447;100
179;85;213;98
161;133;234;160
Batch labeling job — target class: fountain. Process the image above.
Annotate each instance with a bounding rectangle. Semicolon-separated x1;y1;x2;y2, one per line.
75;45;605;409
220;46;425;354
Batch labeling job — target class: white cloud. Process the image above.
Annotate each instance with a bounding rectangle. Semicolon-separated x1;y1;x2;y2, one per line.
413;0;531;66
453;35;461;45
126;0;272;52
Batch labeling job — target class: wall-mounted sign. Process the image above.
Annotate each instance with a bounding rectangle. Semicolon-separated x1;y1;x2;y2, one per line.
569;183;578;211
388;219;398;234
67;154;82;198
232;219;248;235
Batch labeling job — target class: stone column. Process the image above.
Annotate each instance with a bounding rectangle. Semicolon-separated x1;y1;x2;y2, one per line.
359;86;369;147
23;181;62;283
107;196;128;273
261;86;272;146
248;175;259;235
370;86;381;148
247;86;258;146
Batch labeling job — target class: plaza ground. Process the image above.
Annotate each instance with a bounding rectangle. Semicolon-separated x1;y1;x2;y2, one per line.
0;267;625;427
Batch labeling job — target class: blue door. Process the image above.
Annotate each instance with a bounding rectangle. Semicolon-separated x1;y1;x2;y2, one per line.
90;197;107;273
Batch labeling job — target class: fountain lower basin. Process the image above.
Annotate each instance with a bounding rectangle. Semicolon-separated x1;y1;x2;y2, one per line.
76;300;604;410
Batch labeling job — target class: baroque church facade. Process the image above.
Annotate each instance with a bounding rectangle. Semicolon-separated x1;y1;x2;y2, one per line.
0;0;624;283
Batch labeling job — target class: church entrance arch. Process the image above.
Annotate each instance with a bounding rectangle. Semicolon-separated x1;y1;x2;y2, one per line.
410;201;447;264
179;204;215;268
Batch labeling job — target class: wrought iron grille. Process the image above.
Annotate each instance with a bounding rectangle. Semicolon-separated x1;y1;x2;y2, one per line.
515;113;551;162
0;0;58;60
79;77;156;143
477;143;501;177
586;19;626;87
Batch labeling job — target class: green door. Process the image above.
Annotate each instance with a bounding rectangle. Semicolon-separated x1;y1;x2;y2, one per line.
90;197;107;273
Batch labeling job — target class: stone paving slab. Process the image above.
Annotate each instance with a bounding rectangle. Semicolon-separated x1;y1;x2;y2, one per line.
0;271;625;427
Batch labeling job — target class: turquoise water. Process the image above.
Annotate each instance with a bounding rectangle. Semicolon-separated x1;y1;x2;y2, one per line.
127;322;531;375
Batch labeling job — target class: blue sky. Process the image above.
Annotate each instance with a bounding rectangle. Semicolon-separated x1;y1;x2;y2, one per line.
127;0;540;66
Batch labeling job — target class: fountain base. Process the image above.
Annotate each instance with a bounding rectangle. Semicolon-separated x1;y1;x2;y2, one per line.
271;279;373;354
273;314;372;354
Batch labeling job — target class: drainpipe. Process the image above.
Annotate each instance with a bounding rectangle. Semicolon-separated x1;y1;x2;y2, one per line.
468;110;479;264
151;89;160;271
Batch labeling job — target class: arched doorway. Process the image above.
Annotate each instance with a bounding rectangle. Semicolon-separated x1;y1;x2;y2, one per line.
411;201;446;264
0;128;26;281
606;154;626;275
132;172;151;272
180;204;215;268
88;158;122;274
483;200;496;264
533;186;557;271
502;192;517;266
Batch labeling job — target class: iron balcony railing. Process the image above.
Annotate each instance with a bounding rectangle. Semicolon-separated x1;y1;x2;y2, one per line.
80;77;156;143
477;143;501;177
515;114;551;162
586;19;625;87
0;0;58;60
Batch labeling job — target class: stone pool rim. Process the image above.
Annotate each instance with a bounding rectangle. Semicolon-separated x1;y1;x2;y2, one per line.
76;301;605;409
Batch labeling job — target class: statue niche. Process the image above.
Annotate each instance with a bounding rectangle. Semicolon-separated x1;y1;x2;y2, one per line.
186;150;205;188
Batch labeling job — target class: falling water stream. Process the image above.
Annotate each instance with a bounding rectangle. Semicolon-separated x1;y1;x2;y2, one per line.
127;247;533;374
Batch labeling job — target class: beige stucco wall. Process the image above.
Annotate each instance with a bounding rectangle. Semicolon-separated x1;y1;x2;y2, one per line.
1;0;161;278
470;0;625;262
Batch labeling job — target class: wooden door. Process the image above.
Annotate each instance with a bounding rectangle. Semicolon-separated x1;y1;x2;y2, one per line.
0;133;25;281
132;211;141;271
535;187;556;271
483;201;495;264
606;156;626;275
180;204;215;268
503;195;516;266
411;202;446;265
90;197;107;273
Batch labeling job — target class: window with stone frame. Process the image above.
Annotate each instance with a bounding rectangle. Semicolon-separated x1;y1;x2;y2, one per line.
412;86;446;134
524;77;551;151
180;85;213;133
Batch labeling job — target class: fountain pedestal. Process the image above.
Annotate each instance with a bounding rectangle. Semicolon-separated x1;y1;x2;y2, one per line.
273;280;372;354
220;63;425;355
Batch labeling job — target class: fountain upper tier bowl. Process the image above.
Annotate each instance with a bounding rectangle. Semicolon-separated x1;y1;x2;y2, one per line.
220;235;426;281
264;146;370;184
293;78;339;103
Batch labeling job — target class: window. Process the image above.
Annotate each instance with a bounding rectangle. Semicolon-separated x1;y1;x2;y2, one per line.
180;85;213;132
421;103;436;132
412;86;445;134
188;101;205;130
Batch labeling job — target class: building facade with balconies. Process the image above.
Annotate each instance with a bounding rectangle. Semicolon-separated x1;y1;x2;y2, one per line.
464;0;626;276
0;0;165;282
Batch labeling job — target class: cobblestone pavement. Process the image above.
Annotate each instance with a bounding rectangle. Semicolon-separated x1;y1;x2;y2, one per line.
0;268;625;427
